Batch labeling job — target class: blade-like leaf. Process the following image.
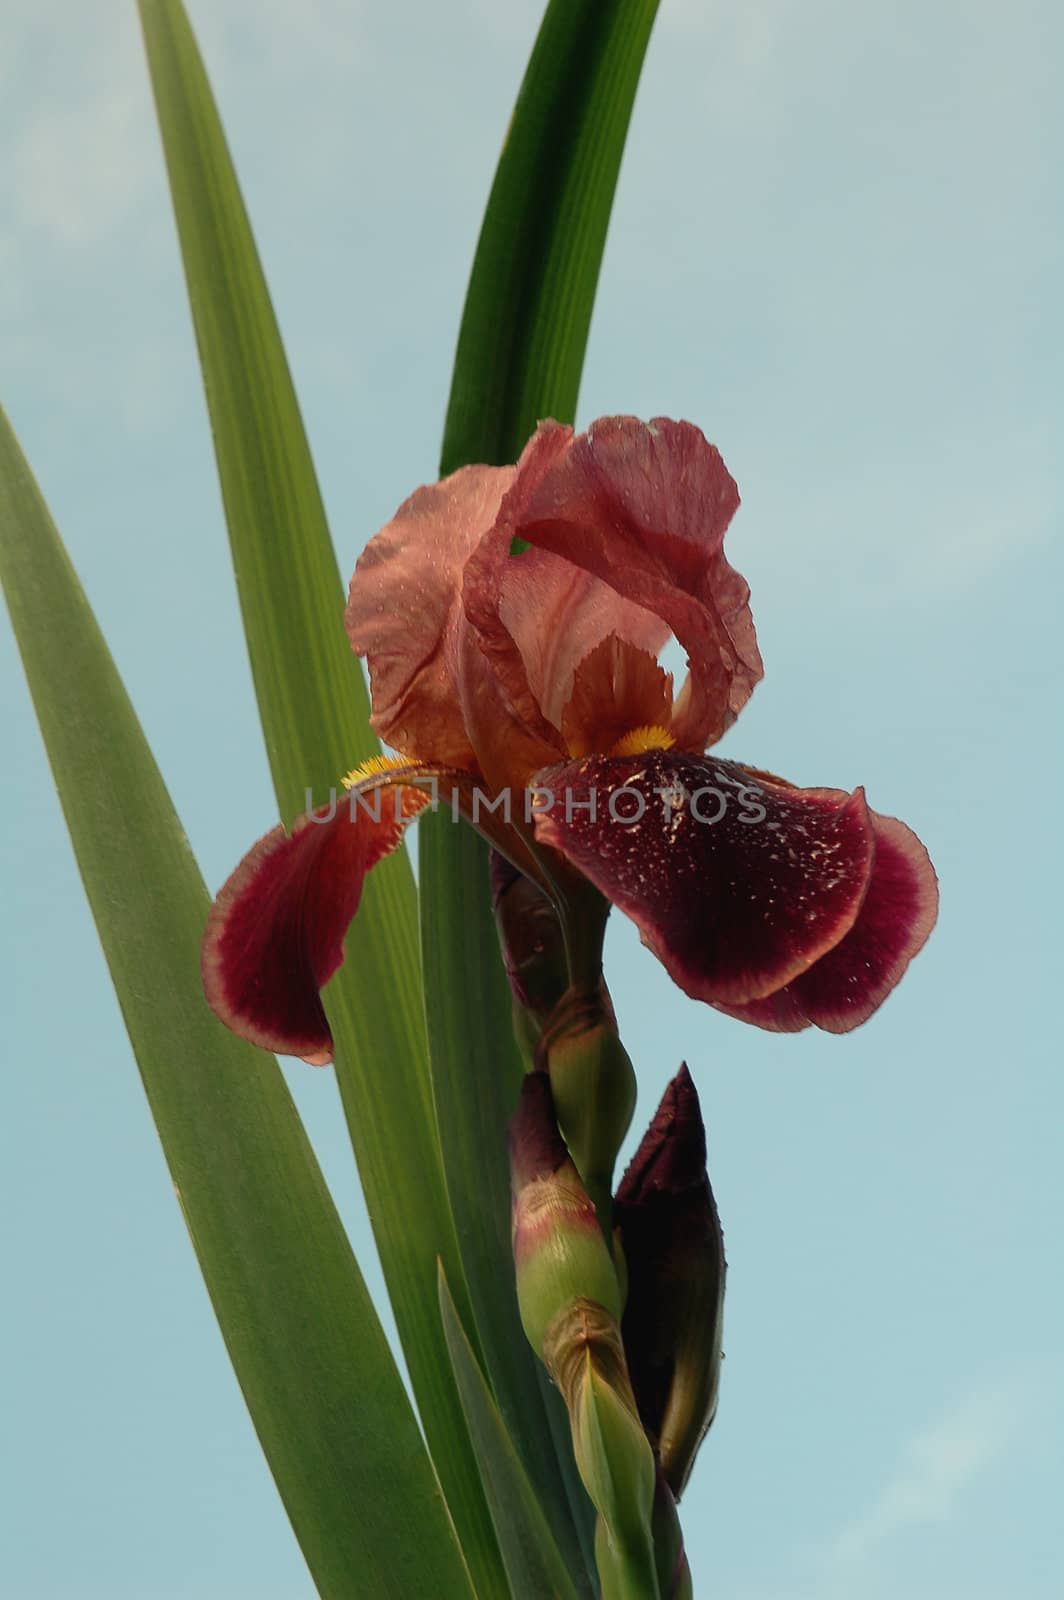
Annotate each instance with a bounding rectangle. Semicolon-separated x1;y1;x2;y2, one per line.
440;1268;583;1600
136;4;502;1586
421;827;596;1591
424;0;660;1579
0;405;474;1600
441;0;661;474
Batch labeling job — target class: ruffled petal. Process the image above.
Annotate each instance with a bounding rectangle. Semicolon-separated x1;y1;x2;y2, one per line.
531;751;876;1008
202;783;428;1064
458;429;586;728
497;548;669;729
345;463;515;768
495;417;763;749
715;808;938;1033
460;424;668;764
453;614;564;796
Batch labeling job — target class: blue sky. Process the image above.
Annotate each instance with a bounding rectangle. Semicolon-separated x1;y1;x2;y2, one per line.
2;2;1061;1596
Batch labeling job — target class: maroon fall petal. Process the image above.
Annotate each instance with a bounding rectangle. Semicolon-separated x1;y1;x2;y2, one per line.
202;787;426;1064
531;750;877;1009
714;808;938;1033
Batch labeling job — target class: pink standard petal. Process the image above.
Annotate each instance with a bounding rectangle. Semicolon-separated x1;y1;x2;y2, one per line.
460;424;577;743
346;463;515;768
202;788;426;1064
498;417;763;749
453;615;564;796
716;808;938;1033
461;422;670;743
497;549;669;730
531;751;875;1008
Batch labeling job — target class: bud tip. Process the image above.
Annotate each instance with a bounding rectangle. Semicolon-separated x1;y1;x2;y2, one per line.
508;1070;569;1192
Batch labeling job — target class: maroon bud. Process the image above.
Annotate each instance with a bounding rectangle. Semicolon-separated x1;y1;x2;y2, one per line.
617;1062;707;1202
490;851;570;1055
614;1065;726;1499
507;1070;568;1192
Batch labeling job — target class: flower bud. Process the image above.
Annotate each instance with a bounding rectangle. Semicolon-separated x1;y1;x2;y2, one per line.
538;984;637;1213
614;1065;726;1499
509;1072;622;1360
490;852;569;1056
545;1299;659;1598
509;1075;660;1595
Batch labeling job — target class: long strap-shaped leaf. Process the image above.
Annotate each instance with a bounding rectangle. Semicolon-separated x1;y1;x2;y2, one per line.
422;0;660;1580
136;5;504;1588
441;0;660;473
0;406;474;1600
440;1268;583;1600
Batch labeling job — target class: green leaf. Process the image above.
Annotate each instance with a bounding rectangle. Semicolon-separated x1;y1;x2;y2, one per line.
136;4;503;1586
441;0;661;475
421;825;596;1590
424;0;660;1581
0;405;474;1600
440;1267;583;1600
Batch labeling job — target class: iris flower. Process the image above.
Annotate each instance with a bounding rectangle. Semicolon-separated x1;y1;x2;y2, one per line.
203;416;936;1063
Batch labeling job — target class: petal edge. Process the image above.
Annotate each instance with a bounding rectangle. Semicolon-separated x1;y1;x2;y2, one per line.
531;752;875;1008
202;787;425;1063
715;808;938;1033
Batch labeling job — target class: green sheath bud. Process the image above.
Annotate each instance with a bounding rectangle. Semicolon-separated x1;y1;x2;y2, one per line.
509;1073;622;1360
510;1077;661;1596
539;984;637;1212
614;1064;726;1499
544;1299;660;1599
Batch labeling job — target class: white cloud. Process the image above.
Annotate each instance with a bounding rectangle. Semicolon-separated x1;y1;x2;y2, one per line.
823;1372;1037;1572
0;2;365;259
1;7;152;250
0;0;369;424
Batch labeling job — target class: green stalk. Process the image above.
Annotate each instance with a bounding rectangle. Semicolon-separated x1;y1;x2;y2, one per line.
425;4;662;1580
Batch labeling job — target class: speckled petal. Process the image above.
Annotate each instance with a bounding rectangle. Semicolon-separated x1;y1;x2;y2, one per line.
531;751;876;1008
714;808;938;1032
